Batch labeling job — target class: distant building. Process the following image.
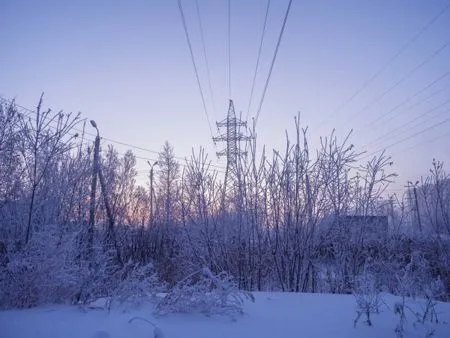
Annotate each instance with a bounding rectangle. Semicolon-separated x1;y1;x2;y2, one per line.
320;214;389;242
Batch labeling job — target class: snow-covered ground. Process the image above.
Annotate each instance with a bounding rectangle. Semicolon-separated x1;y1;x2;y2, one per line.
1;292;449;338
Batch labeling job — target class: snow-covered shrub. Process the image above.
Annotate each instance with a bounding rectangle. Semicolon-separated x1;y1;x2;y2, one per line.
420;277;444;324
75;250;118;306
0;225;85;308
155;267;254;318
0;224;164;310
353;265;382;327
400;251;432;298
0;251;38;308
393;293;439;338
111;260;164;308
393;253;444;338
75;249;164;311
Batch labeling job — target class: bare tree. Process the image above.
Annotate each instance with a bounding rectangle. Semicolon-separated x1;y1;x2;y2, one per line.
157;141;180;225
19;95;80;244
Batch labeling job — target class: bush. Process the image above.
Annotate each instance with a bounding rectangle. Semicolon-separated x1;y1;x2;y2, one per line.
393;252;445;338
0;225;164;310
155;267;254;318
111;260;163;308
0;225;84;308
353;265;382;327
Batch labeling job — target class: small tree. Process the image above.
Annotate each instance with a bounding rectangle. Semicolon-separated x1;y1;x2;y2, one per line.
353;264;382;327
157;141;180;225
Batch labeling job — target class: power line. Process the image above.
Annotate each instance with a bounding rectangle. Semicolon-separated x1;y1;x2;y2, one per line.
364;97;450;149
99;135;226;170
40;120;227;174
254;0;293;126
358;78;450;147
0;96;89;140
318;1;450;128
390;128;450;157
1;96;227;171
195;0;217;120
361;70;450;130
228;0;232;99
361;114;450;160
177;0;215;139
340;39;450;128
125;153;226;174
245;0;271;122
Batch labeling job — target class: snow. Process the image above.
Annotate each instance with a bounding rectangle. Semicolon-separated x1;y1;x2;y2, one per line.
1;292;449;338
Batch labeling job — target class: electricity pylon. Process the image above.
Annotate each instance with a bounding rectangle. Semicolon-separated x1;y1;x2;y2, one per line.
213;100;251;206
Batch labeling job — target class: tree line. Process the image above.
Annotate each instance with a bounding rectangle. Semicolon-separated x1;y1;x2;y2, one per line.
0;98;448;308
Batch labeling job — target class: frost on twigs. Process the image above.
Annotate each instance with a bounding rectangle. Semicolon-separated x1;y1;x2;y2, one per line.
0;225;84;308
79;258;164;312
393;252;444;338
111;260;163;308
154;267;254;318
353;270;382;327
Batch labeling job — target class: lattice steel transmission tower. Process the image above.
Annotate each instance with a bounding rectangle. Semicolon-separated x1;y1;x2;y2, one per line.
213;100;251;203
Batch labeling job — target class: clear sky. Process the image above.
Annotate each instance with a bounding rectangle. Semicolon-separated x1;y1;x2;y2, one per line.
1;0;450;194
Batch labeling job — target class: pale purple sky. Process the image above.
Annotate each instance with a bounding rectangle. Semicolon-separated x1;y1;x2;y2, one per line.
1;0;450;193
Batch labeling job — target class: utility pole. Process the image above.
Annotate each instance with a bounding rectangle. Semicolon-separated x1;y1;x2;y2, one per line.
412;182;422;234
407;181;422;233
213;100;251;206
147;161;158;226
89;120;122;265
88;120;100;258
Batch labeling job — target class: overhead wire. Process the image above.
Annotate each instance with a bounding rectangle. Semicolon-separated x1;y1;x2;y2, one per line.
0;96;89;146
177;0;215;139
360;114;450;160
254;0;293;126
391;128;450;157
228;0;232;99
1;96;227;171
361;69;450;130
195;0;217;120
245;0;271;122
6;2;449;177
317;1;450;128
357;76;450;147
340;39;450;128
123;153;226;174
364;95;450;149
